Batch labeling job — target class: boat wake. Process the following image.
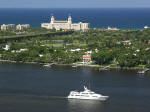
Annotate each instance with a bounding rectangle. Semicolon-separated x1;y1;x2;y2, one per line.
0;93;67;99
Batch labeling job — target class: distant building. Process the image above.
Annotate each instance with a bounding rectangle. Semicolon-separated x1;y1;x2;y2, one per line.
16;24;30;30
41;16;90;31
144;26;149;29
122;40;131;45
107;26;119;31
1;24;15;31
96;29;106;31
95;48;99;53
11;48;28;53
70;48;82;52
86;50;92;55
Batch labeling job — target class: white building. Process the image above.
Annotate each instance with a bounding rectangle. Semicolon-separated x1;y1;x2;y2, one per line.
1;24;15;31
144;26;149;29
70;48;82;52
41;16;90;31
16;24;30;30
3;45;10;51
107;26;119;31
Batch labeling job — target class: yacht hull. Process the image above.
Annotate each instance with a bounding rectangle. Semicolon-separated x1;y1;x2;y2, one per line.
68;96;109;101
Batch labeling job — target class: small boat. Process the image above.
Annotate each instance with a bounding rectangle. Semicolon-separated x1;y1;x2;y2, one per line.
137;70;145;74
68;86;109;101
43;64;51;67
72;65;77;68
138;68;149;74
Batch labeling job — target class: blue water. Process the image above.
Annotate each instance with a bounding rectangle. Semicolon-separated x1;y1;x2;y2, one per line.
0;63;150;112
0;8;150;29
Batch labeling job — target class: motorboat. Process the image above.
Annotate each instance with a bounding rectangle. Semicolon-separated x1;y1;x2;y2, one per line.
43;64;51;67
68;86;109;101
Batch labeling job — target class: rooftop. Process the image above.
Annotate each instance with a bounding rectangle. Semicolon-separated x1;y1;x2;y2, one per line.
53;21;68;23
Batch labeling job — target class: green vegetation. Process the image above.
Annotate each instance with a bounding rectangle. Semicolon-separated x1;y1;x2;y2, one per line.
0;28;150;68
0;30;16;36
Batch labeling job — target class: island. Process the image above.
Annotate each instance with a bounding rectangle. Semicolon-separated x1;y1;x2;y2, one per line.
0;26;150;70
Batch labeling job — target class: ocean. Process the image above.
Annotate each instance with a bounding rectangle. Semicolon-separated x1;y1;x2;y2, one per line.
0;8;150;29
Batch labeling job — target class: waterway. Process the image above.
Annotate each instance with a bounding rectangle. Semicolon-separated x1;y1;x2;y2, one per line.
0;63;150;112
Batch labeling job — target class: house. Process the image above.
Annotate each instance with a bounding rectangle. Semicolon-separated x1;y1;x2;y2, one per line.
3;45;10;51
70;48;82;52
82;55;91;63
11;49;28;53
136;49;140;52
86;50;92;55
122;40;131;45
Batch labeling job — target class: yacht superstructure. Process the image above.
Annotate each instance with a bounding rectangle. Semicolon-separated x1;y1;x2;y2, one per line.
68;86;109;101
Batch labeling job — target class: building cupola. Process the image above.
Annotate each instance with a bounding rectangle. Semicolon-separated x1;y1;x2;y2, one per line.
68;16;72;24
51;16;55;23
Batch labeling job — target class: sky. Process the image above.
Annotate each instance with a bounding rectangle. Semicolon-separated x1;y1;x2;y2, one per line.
0;0;150;8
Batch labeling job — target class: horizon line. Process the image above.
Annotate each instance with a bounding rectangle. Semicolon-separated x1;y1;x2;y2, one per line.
0;7;150;9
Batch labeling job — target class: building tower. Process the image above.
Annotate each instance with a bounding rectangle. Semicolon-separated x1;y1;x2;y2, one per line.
51;16;55;24
68;16;72;24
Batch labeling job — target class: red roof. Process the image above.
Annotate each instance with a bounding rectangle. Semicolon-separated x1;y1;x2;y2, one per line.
54;21;68;23
83;55;91;59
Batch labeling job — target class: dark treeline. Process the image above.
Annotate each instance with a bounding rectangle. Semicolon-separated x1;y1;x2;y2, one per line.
0;30;74;44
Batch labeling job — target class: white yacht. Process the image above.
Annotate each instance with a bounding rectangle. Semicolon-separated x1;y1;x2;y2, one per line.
68;86;109;101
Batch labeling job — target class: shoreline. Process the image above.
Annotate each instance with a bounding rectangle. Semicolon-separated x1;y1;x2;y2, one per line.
0;59;148;70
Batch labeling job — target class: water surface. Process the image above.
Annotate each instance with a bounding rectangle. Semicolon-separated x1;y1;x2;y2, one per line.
0;8;150;29
0;63;150;112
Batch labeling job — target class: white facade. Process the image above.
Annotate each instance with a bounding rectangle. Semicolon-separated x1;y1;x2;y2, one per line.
107;26;119;31
16;24;30;30
41;16;89;31
1;24;15;31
